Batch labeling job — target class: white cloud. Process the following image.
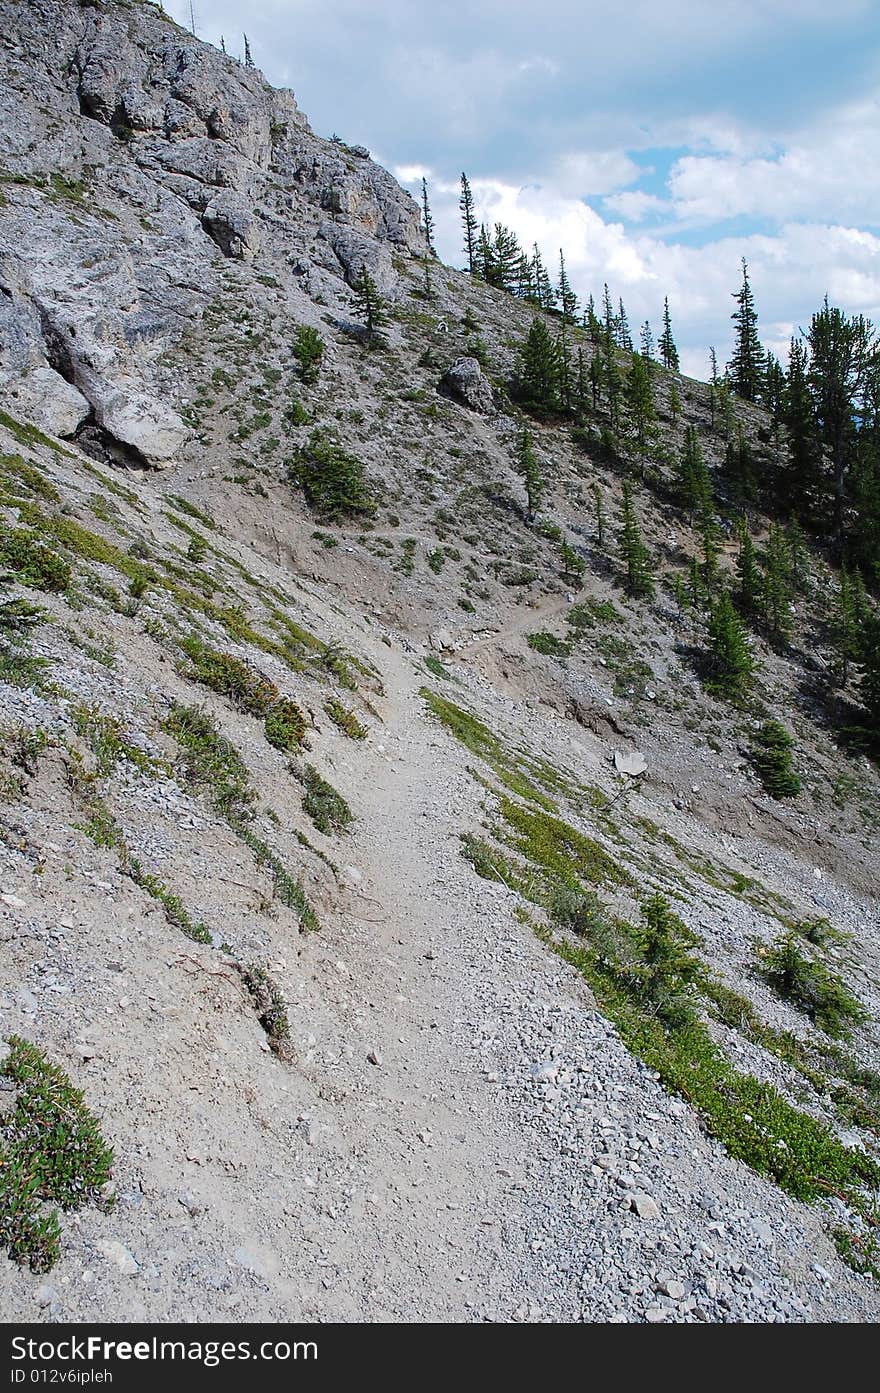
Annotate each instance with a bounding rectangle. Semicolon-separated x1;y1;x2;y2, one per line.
668;97;880;226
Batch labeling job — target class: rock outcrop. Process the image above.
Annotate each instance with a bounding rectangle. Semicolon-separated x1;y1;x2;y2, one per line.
441;357;495;413
0;0;427;465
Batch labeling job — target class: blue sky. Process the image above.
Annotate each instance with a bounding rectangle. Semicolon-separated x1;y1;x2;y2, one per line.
167;1;880;377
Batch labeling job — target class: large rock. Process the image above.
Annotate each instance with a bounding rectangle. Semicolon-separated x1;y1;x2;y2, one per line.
91;384;187;468
0;366;90;439
202;192;261;259
317;222;395;294
441;357;494;414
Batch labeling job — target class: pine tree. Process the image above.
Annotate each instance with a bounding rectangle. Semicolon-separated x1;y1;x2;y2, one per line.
724;427;757;504
728;258;765;402
706;590;755;699
475;224;494;282
618;481;655;599
626;351;655;451
602;284;615;341
617;298;633;351
488;223;522;293
708;347;719;430
516;318;563;412
420;177;435;253
352;266;385;343
515;253;536;303
762;523;792;640
574;348;589;419
781;336;820;521
831;568;861;685
515;428;544;522
532;245;554;310
860;615;880;739
807;298;879;549
750;721;801;798
560;538;585;585
659;298;679;371
558;250;578;323
243;33;254;68
220;35;226;54
640;320;655;365
678;426;712;515
602;328;623;430
557;321;573;414
584;295;602;344
459;173;478;274
736;520;762;620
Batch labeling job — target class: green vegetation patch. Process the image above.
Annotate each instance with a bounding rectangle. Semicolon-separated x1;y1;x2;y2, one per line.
179;637;279;716
758;933;867;1039
264;698;307;753
526;631;571;659
298;764;352;836
324;698;367;740
289;432;376;522
420;688;555;809
0;1036;113;1272
0;528;71;592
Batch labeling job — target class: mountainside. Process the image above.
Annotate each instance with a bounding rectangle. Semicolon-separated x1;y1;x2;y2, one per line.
0;0;879;1323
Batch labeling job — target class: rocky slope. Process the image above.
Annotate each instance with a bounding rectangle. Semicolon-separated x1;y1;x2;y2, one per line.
0;0;878;1323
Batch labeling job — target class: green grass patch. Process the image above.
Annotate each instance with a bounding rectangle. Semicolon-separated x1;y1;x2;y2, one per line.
757;933;867;1039
420;688;555;809
264;698;307;753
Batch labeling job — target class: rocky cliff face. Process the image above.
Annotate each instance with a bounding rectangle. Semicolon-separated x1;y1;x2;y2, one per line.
0;0;426;467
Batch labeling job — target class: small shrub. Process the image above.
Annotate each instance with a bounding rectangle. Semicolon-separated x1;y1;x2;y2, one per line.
750;720;801;798
180;637;278;716
0;529;70;592
526;631;571;659
298;764;352;834
290;432;376;522
0;1037;113;1272
239;964;292;1057
292;325;325;385
264;698;307;752
163;702;255;822
758;933;867;1038
324;698;367;739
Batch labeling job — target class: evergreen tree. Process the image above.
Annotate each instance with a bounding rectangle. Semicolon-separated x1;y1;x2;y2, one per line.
243;33;254;67
557;320;573;413
515;428;544;522
459;174;478;274
807;298;879;549
532;245;554;310
602;283;615;340
602;327;623;430
626;351;655;450
724;427;757;504
705;590;755;700
750;721;801;798
763;351;785;423
560;538;586;585
831;568;861;685
420;177;435;253
486;223;521;292
736;520;763;620
728;258;765;402
708;347;719;430
860;615;880;740
678;426;712;515
515;252;536;302
220;35;226;54
762;523;792;640
584;295;602;344
516;318;563;412
618;481;655;599
352;266;385;343
659;298;679;371
574;348;589;418
617;298;633;351
781;337;821;520
558;250;578;323
475;223;493;282
640;320;655;365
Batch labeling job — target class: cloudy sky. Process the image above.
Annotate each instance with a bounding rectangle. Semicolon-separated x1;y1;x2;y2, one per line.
168;1;880;377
